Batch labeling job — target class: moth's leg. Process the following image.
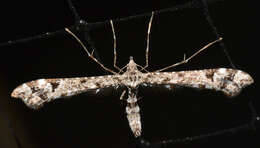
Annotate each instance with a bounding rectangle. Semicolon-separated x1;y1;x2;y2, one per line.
117;62;149;73
110;20;121;72
154;37;223;72
65;28;117;74
118;64;128;74
137;65;149;73
120;90;126;100
142;11;155;71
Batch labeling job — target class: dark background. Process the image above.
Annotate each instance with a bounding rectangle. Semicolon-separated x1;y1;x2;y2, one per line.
0;0;259;148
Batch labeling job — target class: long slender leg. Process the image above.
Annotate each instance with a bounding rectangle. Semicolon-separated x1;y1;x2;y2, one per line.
120;90;126;100
110;20;121;71
65;28;117;74
154;37;223;72
142;11;155;70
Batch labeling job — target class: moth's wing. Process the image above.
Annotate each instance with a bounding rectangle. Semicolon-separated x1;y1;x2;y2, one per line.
11;75;120;109
143;68;253;97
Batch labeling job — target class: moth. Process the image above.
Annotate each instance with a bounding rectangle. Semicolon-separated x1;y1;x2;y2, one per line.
11;12;254;137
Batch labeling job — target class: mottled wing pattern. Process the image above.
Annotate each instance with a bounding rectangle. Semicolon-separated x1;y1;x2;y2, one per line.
143;68;253;97
11;75;120;109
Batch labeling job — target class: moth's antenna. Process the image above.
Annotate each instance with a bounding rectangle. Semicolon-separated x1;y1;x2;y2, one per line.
110;20;121;71
142;11;155;70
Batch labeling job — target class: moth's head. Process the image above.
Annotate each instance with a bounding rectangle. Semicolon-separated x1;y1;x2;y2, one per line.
129;56;135;64
127;56;138;71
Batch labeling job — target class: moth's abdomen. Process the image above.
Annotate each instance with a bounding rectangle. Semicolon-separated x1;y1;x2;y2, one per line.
126;103;141;137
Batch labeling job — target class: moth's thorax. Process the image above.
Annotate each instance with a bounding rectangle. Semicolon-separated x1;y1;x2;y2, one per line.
122;57;143;88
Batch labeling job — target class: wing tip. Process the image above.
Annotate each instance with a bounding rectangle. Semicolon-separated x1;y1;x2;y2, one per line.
236;70;254;87
11;89;18;98
11;86;45;109
11;86;24;99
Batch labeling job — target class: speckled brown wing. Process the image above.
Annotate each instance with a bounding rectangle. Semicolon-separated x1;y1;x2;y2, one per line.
143;68;254;97
11;75;120;109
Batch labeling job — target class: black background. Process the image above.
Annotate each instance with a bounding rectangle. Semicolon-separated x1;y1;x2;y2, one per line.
0;0;259;148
